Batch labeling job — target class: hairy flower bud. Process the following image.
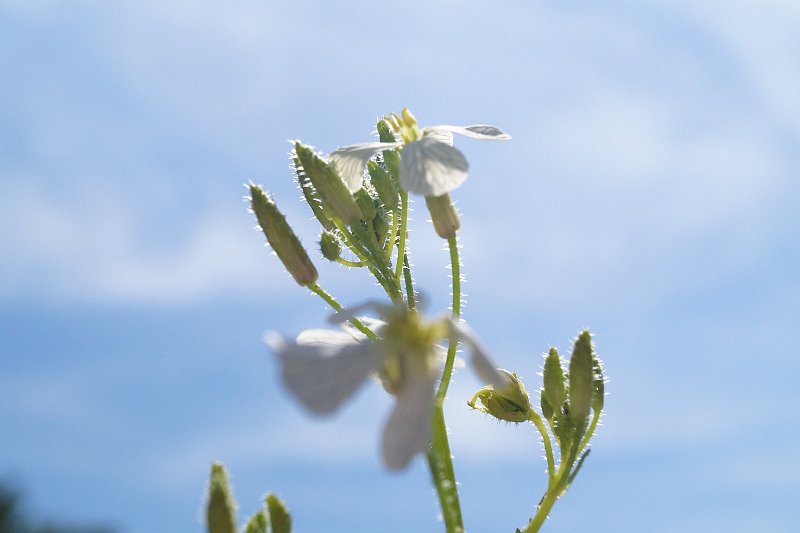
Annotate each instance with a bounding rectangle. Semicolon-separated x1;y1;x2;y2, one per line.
592;355;605;412
250;184;318;286
354;189;376;221
294;142;361;225
568;330;594;426
425;194;461;239
468;369;532;423
542;347;566;418
377;120;401;178
206;463;237;533
319;231;342;262
266;493;292;533
367;160;399;211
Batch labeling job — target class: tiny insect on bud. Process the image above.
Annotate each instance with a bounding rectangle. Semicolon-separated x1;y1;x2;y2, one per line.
468;369;532;423
592;355;605;412
568;330;594;427
425;194;461;239
294;143;362;226
250;184;318;286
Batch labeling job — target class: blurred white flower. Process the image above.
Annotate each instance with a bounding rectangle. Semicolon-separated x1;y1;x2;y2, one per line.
265;303;505;470
329;115;510;197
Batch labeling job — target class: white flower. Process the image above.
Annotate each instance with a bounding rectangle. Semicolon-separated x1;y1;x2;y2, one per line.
329;119;510;197
265;303;506;470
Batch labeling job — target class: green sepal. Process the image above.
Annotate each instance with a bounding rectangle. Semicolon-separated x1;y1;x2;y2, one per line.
244;510;267;533
294;143;361;226
206;463;237;533
354;188;376;221
540;390;554;420
568;330;594;427
266;493;292;533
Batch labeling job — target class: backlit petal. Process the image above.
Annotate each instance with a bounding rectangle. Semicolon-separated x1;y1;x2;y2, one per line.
381;370;436;470
446;319;506;388
399;138;469;196
427;124;511;141
330;142;401;193
266;331;380;414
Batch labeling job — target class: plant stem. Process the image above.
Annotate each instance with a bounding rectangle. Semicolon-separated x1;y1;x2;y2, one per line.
395;191;409;281
307;283;378;340
427;235;464;533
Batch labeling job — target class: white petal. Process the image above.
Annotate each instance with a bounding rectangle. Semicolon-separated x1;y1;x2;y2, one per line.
381;371;436;470
330;142;401;193
422;128;454;146
399;138;469;196
329;300;394;326
296;328;363;346
446;320;506;388
427;124;511;141
265;331;380;414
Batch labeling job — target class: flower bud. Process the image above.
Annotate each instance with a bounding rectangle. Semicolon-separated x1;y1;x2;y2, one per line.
377;120;401;178
367;160;399;211
206;463;237;533
542;347;566;418
294;142;361;226
293;156;333;230
568;330;594;426
354;188;376;221
250;184;318;286
319;231;342;262
468;369;532;423
265;493;292;533
425;194;461;239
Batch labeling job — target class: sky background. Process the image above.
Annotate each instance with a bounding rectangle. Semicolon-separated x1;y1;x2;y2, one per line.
2;1;799;532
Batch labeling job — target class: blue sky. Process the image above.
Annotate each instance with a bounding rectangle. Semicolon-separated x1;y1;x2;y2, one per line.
2;1;799;531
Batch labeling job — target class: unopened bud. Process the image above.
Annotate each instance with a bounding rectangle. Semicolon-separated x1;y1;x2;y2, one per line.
425;194;461;239
244;511;267;533
377;120;401;178
367;160;399;211
206;463;237;533
250;184;318;286
468;369;532;423
319;231;342;262
354;189;376;221
266;493;292;533
294;143;361;225
568;330;594;426
542;347;566;417
293;156;333;230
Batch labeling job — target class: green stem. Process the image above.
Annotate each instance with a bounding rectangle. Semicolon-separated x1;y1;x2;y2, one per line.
403;253;416;311
577;410;601;456
426;234;464;533
529;412;556;480
307;283;378;341
521;489;559;533
336;258;367;268
395;191;409;281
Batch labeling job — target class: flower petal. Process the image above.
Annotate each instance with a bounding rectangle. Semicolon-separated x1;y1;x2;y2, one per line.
446;320;506;388
399;138;469;196
381;370;436;470
330;142;401;193
266;331;381;414
426;124;511;141
422;128;454;146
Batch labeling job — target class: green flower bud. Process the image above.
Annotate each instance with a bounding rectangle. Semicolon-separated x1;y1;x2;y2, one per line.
294;142;361;225
425;194;461;239
377;120;401;178
592;355;605;412
319;231;342;261
206;463;237;533
540;391;554;420
244;510;267;533
542;347;566;417
354;188;376;221
266;493;292;533
568;330;594;426
373;205;390;244
250;184;318;286
293;156;333;230
468;369;532;423
367;160;399;211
